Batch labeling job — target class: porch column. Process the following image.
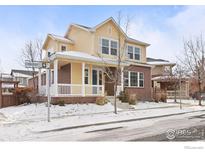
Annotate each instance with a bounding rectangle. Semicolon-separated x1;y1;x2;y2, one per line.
46;68;49;96
54;59;58;96
38;69;41;94
121;67;124;91
82;62;85;96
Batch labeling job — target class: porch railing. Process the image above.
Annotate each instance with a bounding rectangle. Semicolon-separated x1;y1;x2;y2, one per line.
167;90;188;98
57;84;104;96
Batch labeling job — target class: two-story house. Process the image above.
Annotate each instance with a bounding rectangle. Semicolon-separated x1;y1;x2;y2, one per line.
147;57;189;99
38;17;152;103
11;69;38;87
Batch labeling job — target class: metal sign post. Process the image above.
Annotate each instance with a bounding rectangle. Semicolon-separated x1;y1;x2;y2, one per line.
25;53;54;122
47;62;51;122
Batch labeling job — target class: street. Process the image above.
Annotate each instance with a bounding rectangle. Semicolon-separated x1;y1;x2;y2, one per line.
29;110;205;141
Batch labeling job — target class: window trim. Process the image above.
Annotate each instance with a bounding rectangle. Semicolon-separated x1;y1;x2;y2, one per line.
126;44;141;61
124;71;144;88
101;37;118;56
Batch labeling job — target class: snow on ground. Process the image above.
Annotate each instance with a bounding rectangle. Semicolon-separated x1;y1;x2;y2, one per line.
167;99;205;105
0;102;118;123
0;100;204;141
133;101;177;109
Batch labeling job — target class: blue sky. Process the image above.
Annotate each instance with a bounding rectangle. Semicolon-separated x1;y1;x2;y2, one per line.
0;5;205;73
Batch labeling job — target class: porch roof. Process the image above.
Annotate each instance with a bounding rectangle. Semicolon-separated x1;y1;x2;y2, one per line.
152;75;189;82
51;51;129;66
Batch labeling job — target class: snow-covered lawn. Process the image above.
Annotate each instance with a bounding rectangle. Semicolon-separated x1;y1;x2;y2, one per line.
0;102;118;123
167;99;205;106
0;100;204;141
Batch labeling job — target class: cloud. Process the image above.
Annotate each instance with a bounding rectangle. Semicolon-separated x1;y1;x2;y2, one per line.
128;6;205;63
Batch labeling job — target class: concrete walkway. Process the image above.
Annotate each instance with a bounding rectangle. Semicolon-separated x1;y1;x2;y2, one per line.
35;108;205;134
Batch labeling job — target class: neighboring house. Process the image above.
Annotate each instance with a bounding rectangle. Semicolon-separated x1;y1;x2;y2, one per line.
11;69;38;87
38;17;152;103
147;57;189;99
0;73;16;94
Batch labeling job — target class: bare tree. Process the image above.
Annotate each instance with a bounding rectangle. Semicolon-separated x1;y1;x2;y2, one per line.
98;12;132;114
180;35;205;106
21;38;43;92
172;63;187;108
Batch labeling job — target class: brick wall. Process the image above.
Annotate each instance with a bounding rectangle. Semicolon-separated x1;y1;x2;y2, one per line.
124;65;152;101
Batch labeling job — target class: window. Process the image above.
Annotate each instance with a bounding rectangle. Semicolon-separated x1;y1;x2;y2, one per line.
61;45;66;51
134;47;140;60
102;39;109;54
139;72;144;87
85;68;89;84
101;38;118;55
128;46;133;59
127;45;141;60
51;71;54;84
99;71;102;85
124;71;129;86
130;72;138;87
111;41;117;55
124;71;144;88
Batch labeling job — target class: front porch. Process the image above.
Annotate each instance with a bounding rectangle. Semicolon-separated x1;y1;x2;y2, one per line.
38;58;124;98
152;77;189;99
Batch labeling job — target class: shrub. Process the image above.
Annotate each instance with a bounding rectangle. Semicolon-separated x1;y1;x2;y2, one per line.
14;87;33;104
153;91;167;103
58;100;65;106
128;94;137;105
96;97;108;106
118;91;129;103
52;100;65;106
160;93;167;102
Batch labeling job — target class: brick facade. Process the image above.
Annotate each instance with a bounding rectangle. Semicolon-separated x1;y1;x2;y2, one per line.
124;65;152;101
38;96;100;104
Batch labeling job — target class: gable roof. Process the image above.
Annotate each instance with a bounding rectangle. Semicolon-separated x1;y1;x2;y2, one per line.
147;57;169;62
147;57;176;66
65;17;150;47
42;33;74;49
11;69;38;76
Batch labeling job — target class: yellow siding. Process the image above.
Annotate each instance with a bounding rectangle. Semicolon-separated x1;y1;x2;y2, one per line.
71;62;82;84
93;20;126;60
68;26;93;53
43;19;148;64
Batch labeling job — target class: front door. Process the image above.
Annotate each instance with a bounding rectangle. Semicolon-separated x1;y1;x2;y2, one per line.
104;68;115;96
92;69;102;94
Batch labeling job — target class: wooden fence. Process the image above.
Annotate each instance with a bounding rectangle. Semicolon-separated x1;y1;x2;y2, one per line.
0;80;19;108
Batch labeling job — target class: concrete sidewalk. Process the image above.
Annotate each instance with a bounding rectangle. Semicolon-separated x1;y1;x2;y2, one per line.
35;108;205;134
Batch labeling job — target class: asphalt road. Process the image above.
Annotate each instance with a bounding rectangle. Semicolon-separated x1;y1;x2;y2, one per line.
31;111;205;141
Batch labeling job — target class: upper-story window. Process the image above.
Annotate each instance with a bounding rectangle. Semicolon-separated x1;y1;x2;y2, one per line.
101;38;118;56
111;41;117;55
102;39;109;54
61;45;67;51
127;45;141;60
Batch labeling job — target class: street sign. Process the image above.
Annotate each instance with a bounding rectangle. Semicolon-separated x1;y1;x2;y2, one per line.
25;60;46;69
